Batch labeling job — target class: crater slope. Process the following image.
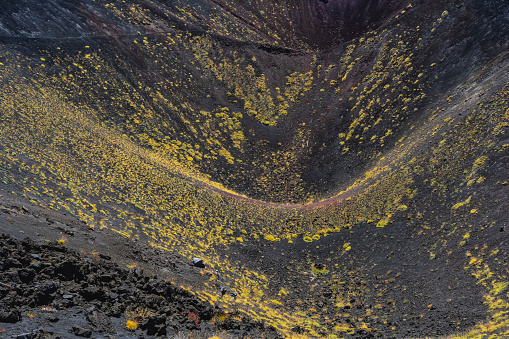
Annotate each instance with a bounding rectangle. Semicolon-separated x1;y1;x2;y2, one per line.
1;0;509;338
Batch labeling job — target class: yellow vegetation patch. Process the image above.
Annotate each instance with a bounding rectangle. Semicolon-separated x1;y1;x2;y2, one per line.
472;156;488;169
126;320;138;331
452;196;472;210
264;235;276;242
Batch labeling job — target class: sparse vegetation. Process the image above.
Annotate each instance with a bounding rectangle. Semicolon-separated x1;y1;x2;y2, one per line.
0;0;508;338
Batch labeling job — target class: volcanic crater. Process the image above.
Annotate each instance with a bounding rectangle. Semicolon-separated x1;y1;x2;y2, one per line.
0;0;509;338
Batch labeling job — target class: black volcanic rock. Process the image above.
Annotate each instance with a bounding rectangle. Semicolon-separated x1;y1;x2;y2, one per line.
0;234;282;338
72;325;92;338
0;309;21;323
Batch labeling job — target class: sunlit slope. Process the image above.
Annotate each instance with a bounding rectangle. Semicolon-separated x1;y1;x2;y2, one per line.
1;0;509;337
2;0;506;203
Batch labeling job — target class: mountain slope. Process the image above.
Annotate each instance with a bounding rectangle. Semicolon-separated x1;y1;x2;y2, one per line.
1;0;509;337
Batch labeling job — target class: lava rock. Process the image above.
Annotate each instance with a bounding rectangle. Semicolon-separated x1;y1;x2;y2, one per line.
0;309;22;323
192;258;205;268
86;310;113;333
72;326;92;338
141;314;167;336
45;313;59;323
81;286;105;301
35;282;59;305
4;257;22;269
18;268;36;283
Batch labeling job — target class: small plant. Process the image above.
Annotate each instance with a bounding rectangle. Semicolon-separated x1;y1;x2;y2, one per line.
126;319;138;331
188;312;199;324
472;156;487;169
264;234;276;241
125;306;153;331
57;237;66;244
376;218;389;228
452;196;472;209
492;282;509;295
269;299;283;306
216;313;229;322
27;311;36;318
181;311;200;324
311;264;329;276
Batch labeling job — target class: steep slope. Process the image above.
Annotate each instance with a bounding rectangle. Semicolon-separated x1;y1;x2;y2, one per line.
0;0;509;338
